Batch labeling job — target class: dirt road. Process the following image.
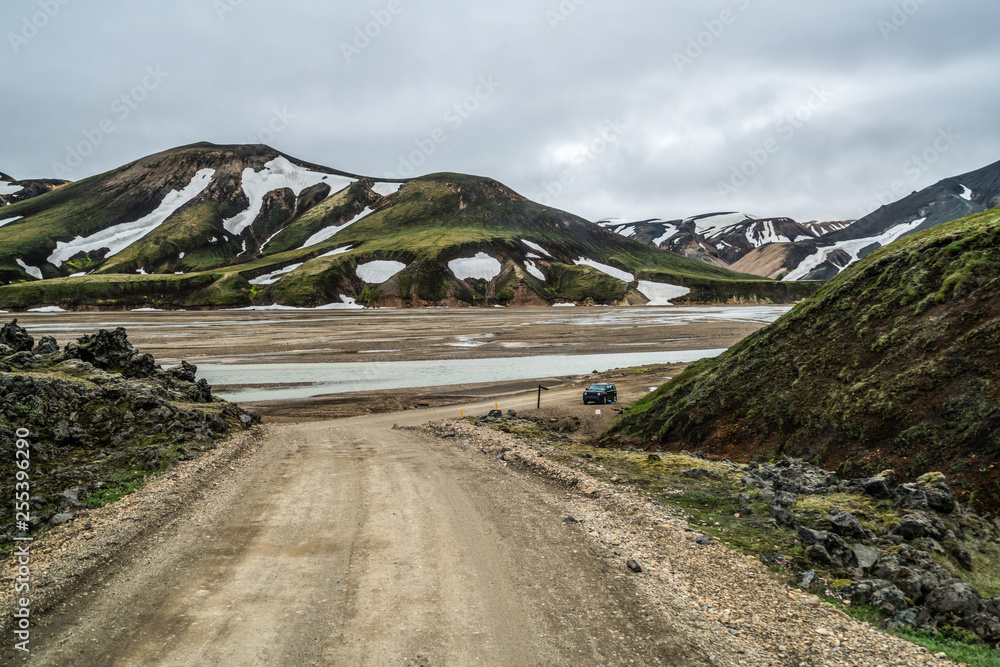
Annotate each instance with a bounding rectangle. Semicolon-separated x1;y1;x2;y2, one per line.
25;392;711;666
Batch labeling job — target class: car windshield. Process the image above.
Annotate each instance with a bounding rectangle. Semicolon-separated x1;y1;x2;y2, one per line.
587;384;608;391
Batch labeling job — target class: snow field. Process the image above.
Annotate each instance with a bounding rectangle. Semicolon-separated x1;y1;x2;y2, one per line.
47;169;216;267
223;157;356;235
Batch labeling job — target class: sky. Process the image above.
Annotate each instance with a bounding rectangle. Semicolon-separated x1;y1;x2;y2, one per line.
2;0;999;224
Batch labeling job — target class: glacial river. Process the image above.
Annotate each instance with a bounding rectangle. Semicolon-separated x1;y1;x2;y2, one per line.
201;348;728;402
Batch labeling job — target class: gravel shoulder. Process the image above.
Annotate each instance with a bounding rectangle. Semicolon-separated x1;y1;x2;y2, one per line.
426;415;954;666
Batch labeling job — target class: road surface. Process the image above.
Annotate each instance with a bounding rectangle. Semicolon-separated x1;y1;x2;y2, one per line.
27;392;710;665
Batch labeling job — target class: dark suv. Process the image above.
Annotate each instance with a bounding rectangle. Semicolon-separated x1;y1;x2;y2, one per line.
583;382;617;404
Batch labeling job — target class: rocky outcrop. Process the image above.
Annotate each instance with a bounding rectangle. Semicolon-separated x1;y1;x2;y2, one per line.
0;320;259;539
740;456;1000;643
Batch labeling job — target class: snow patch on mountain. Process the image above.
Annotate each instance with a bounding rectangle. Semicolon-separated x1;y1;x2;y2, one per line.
0;216;23;228
959;185;974;201
372;182;403;196
318;245;353;258
249;262;304;285
636;281;690;305
0;180;23;197
301;207;373;249
524;260;545;281
784;218;927;281
746;220;795;246
15;259;43;280
316;295;364;310
653;225;678;247
357;260;407;284
47;168;216;267
521;240;553;257
575;257;634;282
449;253;502;281
690;212;756;237
223;157;355;235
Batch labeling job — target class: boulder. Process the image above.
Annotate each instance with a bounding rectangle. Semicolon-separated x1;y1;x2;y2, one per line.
925;582;981;617
895;483;929;511
168;360;198;383
947;542;973;571
892;513;943;541
66;327;144;373
842;580;908;615
959;613;1000;643
805;544;832;564
798;527;828;545
854;472;895;499
775;491;796;507
798;527;851;566
852;544;879;570
887;606;933;631
0;319;34;352
871;585;909;615
34;335;59;355
915;472;956;514
769;504;796;529
829;511;867;539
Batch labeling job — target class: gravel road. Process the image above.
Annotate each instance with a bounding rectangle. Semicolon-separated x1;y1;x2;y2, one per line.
18;392;712;666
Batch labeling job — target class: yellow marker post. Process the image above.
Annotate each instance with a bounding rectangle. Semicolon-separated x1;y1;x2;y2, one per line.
495;402;498;410
461;409;464;418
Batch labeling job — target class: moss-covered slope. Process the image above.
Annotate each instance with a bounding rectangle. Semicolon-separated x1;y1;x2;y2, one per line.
608;206;1000;510
0;143;819;309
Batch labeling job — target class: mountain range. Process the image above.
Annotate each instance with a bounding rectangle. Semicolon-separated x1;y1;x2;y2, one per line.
599;158;1000;281
0;143;812;310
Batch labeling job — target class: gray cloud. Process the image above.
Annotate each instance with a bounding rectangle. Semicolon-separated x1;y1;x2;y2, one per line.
2;0;998;223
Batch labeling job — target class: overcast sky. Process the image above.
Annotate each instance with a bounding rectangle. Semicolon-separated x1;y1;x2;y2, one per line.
2;0;998;223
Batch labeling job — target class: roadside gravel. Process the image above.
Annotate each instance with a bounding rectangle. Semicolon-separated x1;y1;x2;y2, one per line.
0;428;263;635
425;418;955;666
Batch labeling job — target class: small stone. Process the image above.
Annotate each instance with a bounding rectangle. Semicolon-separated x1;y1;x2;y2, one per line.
563;516;579;523
626;559;642;573
695;535;714;546
583;487;598;496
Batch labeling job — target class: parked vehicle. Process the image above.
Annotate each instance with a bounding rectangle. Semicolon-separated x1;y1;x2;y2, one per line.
583;382;617;404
